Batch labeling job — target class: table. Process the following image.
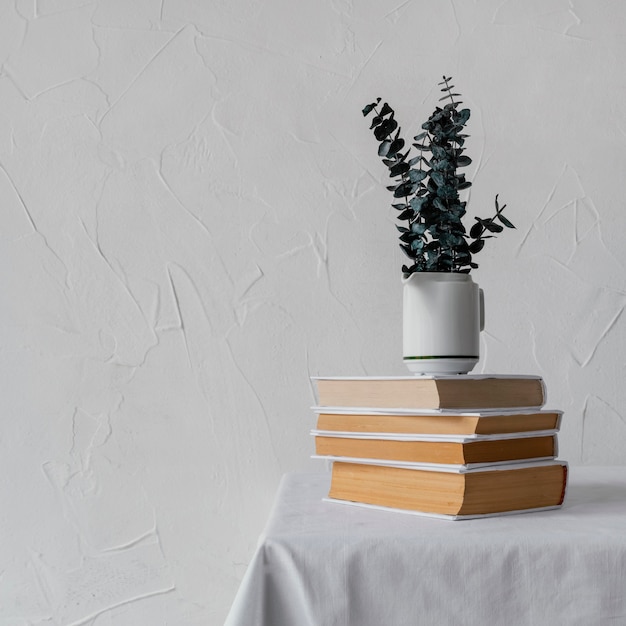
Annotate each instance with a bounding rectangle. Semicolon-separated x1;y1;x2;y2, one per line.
225;467;626;626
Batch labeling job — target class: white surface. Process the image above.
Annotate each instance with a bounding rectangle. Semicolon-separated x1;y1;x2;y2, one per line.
2;1;626;624
226;467;626;626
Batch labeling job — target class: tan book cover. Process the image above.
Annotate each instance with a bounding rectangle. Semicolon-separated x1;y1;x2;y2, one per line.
313;375;546;410
326;460;568;519
313;407;561;436
313;432;557;466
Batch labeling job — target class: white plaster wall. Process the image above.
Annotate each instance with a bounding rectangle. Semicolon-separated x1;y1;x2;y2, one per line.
1;0;625;623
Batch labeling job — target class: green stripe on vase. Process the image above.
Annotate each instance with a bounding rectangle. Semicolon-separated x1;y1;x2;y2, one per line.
403;355;478;360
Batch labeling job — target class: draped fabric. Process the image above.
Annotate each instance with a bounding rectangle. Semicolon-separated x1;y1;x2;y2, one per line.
226;467;626;626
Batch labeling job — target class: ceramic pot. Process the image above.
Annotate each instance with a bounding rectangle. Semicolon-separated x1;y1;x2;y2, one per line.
402;272;484;375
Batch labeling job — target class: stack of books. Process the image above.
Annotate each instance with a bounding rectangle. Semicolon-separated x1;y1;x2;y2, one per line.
310;375;568;520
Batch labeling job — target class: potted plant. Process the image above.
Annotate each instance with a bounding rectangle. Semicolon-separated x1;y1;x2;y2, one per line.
363;76;515;375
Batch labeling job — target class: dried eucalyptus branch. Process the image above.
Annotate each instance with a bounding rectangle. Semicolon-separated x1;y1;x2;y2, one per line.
363;76;515;275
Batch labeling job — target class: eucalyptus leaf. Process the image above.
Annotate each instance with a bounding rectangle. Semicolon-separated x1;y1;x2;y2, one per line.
378;141;391;157
484;222;504;233
469;239;485;254
394;181;419;198
374;118;397;140
469;221;483;239
407;169;427;183
433;197;446;211
388;137;405;157
389;161;410;177
431;171;445;187
369;116;382;129
410;196;428;212
497;213;516;228
362;99;380;116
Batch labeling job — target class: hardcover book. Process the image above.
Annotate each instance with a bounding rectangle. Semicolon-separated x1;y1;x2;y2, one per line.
313;375;546;411
313;407;562;437
312;431;558;468
326;460;568;520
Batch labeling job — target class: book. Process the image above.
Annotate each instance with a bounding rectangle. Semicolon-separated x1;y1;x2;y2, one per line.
326;460;568;519
314;407;562;437
313;375;545;410
313;432;557;467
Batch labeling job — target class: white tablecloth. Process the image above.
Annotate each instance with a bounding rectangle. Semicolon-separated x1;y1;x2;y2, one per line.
225;467;626;626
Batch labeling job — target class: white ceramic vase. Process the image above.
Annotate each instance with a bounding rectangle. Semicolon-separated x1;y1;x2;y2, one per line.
402;272;484;375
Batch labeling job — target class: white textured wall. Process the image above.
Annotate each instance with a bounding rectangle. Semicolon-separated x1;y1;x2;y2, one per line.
1;1;625;623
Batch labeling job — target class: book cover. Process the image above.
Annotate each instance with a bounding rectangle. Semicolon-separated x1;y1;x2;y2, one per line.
324;460;568;520
312;406;562;437
312;375;547;410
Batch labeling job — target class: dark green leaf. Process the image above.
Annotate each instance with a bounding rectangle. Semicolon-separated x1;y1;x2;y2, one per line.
432;159;452;172
394;181;419;198
374;118;397;140
469;222;483;239
484;221;504;233
387;137;405;157
400;244;413;258
410;196;428;212
369;115;382;129
380;102;393;116
439;185;458;199
378;140;391;157
398;208;414;220
430;171;445;187
439;93;461;101
411;222;427;235
456;108;470;124
362;99;380;116
433;197;446;211
457;155;472;166
497;213;516;229
389;161;410;177
468;239;485;254
407;169;427;183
